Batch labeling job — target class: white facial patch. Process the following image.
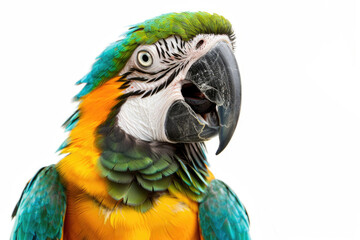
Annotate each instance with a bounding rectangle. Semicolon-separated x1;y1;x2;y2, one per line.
117;78;184;142
116;34;233;142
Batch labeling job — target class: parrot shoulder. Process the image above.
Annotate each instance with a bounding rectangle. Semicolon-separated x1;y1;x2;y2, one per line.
11;165;66;240
199;179;251;240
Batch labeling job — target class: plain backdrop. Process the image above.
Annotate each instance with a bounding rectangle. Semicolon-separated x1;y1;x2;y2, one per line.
0;0;359;239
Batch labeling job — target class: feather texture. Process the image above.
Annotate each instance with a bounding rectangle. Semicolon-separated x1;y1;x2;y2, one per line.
96;122;211;211
199;180;251;240
48;11;249;239
75;12;233;99
11;165;66;240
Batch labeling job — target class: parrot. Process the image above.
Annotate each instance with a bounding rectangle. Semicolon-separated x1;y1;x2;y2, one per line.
11;11;250;240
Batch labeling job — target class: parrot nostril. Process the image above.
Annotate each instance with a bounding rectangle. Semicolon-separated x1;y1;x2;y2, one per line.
195;40;204;50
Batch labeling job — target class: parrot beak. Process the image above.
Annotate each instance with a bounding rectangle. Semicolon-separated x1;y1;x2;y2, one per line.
165;41;241;154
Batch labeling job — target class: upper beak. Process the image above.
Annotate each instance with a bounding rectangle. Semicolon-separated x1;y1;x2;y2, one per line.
165;41;241;154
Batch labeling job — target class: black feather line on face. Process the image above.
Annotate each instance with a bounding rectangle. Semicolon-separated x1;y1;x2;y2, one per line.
181;40;185;49
155;44;161;58
160;48;166;59
174;35;178;44
126;76;148;82
118;81;130;89
129;67;169;76
117;90;145;101
176;46;185;55
163;39;169;51
117;71;132;81
172;52;181;58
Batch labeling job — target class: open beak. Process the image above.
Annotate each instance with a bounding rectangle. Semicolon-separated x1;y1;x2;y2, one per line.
165;41;241;154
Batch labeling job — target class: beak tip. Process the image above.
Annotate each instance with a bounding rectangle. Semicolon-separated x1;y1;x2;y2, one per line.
215;148;222;155
215;137;229;155
215;115;239;155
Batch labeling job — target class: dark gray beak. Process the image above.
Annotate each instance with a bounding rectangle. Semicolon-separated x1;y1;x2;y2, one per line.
165;41;241;154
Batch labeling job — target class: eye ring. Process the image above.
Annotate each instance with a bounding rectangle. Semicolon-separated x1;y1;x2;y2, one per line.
137;50;153;67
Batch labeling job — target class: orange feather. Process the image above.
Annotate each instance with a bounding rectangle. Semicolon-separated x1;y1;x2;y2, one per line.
56;77;209;239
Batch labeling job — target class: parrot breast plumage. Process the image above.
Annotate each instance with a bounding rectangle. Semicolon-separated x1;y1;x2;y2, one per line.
11;11;250;240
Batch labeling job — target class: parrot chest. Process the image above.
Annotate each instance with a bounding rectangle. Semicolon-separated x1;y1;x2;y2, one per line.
63;190;201;240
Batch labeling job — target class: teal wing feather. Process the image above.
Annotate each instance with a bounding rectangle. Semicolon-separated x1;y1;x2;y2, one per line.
199;179;251;240
11;165;66;240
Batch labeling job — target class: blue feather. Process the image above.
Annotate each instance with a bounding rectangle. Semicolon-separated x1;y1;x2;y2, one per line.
11;165;66;240
56;137;70;152
199;179;251;240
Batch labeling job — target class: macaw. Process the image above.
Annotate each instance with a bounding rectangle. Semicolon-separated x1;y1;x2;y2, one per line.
11;12;250;240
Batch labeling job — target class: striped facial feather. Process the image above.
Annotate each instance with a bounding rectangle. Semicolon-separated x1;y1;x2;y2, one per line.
116;34;234;142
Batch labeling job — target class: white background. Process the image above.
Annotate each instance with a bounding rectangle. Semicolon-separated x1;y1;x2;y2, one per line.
0;0;359;239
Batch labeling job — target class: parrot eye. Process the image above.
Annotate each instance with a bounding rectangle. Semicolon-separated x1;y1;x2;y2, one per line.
137;51;153;67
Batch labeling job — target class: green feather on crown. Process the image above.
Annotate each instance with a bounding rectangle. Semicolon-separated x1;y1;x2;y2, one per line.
75;12;234;100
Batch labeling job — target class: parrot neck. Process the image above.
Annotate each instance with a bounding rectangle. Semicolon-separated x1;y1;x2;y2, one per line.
95;121;210;211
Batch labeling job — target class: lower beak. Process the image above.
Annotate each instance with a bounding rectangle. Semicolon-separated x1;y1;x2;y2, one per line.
165;41;241;154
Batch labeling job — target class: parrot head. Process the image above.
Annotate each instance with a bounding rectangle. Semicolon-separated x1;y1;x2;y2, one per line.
110;33;240;155
59;12;241;210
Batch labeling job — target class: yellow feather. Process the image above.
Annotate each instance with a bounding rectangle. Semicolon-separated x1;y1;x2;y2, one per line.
56;76;211;239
